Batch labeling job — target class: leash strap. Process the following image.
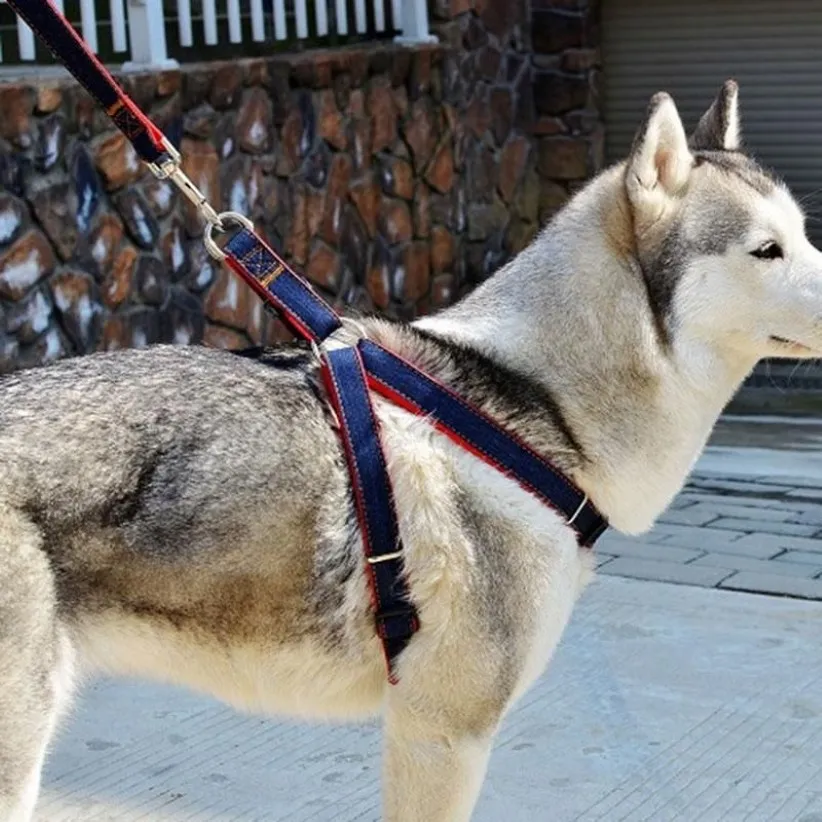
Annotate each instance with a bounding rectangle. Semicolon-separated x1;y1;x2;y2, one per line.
322;347;418;682
359;340;608;548
223;228;341;344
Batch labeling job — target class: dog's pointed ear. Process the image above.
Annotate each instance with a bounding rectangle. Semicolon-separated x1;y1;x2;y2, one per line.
689;79;740;151
626;92;692;204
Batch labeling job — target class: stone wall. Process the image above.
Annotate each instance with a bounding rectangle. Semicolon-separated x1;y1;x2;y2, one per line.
0;0;603;373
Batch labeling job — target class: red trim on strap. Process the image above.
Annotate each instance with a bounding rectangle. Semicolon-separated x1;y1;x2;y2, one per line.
362;342;591;499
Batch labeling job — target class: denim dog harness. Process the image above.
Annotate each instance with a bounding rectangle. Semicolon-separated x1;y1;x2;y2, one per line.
7;0;608;683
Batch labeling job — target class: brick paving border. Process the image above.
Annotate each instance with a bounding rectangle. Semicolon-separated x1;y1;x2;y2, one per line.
598;471;822;600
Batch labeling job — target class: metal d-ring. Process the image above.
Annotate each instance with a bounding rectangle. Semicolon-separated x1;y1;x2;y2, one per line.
203;211;255;261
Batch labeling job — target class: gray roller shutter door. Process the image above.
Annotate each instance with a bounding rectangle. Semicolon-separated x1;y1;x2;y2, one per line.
602;0;822;246
603;0;822;392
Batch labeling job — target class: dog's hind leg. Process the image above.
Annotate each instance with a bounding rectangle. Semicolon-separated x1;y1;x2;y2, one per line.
381;687;501;822
0;507;75;822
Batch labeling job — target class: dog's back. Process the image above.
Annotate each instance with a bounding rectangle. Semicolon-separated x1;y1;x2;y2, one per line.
0;344;328;529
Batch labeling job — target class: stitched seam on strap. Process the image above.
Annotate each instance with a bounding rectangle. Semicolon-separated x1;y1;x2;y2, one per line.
365;370;578;532
367;343;584;494
239;243;276;281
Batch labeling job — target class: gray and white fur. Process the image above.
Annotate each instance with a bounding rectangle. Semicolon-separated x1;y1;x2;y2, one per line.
2;81;820;821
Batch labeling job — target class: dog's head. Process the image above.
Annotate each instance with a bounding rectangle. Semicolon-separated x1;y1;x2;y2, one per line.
624;80;822;363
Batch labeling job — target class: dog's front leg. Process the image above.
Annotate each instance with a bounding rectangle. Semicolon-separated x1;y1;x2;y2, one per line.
382;693;498;822
0;508;75;822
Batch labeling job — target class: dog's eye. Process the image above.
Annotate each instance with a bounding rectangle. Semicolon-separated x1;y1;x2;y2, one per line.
751;242;783;260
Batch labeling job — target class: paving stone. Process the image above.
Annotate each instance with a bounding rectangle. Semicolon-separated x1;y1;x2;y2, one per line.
787;509;822;526
688;478;789;495
647;522;714;537
599;558;732;588
753;474;822;489
707;518;819;537
690;470;776;484
668;498;699;511
677;490;745;504
597;533;650;551
786;488;822;501
665;531;777;559
595;537;703;564
719;571;822;600
678;491;819;515
730;533;822;556
650;524;747;551
691;553;822;578
657;506;722;527
772;549;822;567
683;502;795;523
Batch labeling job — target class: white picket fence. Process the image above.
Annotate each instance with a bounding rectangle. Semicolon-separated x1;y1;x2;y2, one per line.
0;0;434;68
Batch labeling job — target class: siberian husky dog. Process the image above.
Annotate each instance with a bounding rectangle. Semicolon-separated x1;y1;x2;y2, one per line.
1;80;820;822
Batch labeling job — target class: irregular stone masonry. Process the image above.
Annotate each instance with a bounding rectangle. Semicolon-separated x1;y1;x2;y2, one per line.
0;0;603;372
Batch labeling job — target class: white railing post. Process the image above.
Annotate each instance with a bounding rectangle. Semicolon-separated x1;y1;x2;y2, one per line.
79;0;99;52
394;0;437;44
16;15;36;60
110;0;129;52
123;0;178;69
176;0;194;47
273;0;287;40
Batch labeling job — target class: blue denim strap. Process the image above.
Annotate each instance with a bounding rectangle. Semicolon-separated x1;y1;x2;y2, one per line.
322;346;418;682
224;228;342;344
359;340;608;548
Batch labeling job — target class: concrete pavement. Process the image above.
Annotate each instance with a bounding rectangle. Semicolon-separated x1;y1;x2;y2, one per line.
36;413;822;821
599;415;822;600
40;576;822;821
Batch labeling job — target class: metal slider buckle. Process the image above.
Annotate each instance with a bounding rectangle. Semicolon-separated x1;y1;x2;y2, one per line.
145;135;182;181
568;494;589;526
309;321;360;364
367;550;404;565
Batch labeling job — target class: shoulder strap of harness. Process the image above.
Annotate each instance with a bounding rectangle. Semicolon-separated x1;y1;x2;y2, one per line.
359;340;608;548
